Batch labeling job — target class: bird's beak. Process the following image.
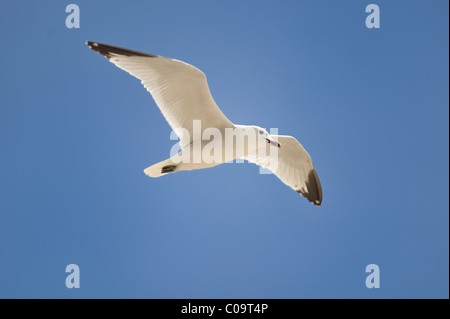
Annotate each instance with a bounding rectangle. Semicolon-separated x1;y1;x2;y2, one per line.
266;138;281;148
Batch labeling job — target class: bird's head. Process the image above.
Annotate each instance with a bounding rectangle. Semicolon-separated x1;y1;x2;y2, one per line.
251;126;281;148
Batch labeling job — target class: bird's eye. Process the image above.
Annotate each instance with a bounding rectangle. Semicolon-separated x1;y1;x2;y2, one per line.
259;130;264;135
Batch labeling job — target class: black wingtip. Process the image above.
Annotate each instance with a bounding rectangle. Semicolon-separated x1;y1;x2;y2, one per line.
297;169;323;206
86;41;158;60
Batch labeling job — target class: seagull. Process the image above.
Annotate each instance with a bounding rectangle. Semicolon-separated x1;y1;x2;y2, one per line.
87;41;323;206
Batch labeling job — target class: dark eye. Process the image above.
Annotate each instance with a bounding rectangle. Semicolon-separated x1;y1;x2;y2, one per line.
259;130;264;135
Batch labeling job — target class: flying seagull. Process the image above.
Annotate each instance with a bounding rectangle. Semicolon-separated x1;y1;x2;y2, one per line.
87;41;323;206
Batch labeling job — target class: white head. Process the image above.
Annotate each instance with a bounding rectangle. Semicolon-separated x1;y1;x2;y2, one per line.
245;125;281;148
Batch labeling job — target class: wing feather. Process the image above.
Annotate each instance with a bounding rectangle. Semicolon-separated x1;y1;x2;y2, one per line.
87;41;233;147
247;135;322;206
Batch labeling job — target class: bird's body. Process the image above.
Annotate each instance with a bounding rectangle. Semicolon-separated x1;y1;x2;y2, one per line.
145;125;277;177
87;41;323;206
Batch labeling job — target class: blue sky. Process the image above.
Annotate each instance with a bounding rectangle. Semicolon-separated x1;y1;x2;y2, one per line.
0;0;448;298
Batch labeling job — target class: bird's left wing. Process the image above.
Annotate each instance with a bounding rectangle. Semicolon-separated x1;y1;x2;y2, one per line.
246;135;323;206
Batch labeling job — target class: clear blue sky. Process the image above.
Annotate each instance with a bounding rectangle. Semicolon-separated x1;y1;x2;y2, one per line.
0;0;448;299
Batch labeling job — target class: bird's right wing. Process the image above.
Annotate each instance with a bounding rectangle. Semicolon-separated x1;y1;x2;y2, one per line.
246;135;323;206
87;41;233;148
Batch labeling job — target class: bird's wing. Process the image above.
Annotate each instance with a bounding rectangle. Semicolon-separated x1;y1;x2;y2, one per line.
87;41;233;148
246;135;322;206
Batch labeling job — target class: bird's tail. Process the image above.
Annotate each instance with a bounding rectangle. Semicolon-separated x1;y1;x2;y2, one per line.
144;157;179;178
